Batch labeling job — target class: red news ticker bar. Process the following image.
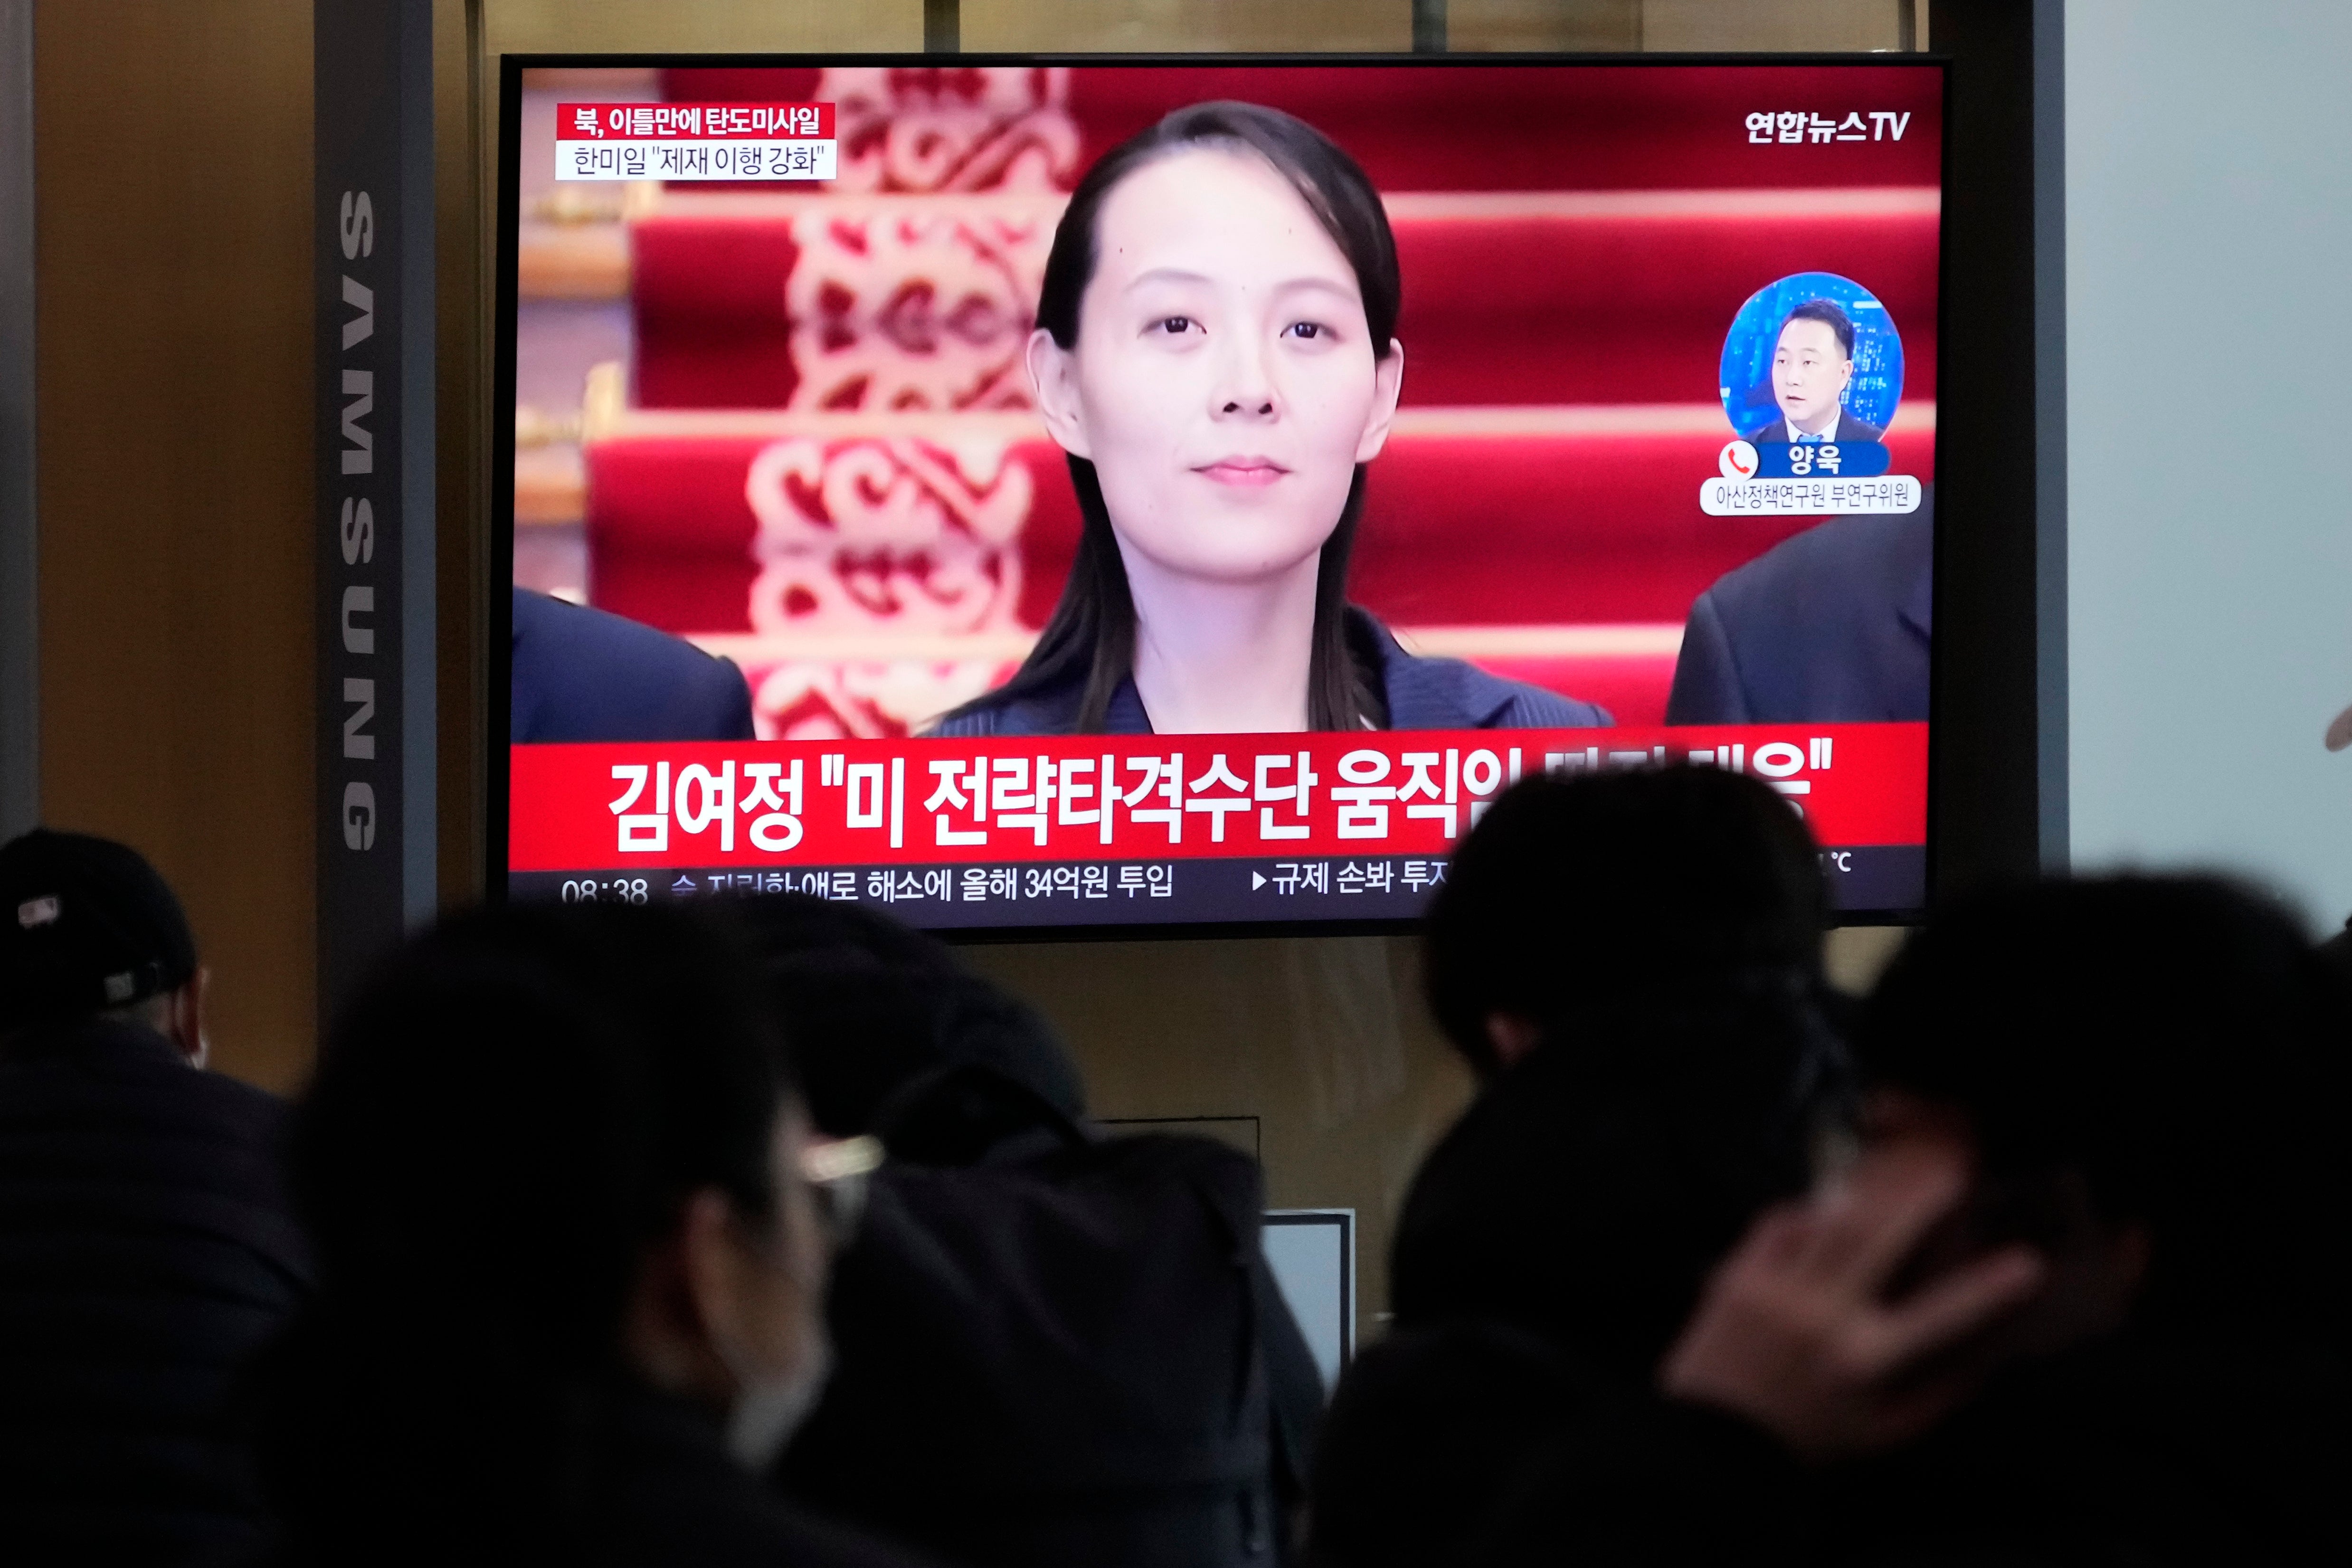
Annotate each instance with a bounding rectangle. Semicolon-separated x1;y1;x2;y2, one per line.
554;102;836;140
509;723;1927;874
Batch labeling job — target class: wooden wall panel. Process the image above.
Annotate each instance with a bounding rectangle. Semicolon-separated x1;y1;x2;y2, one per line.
1446;0;1641;52
35;0;315;1092
1641;0;1905;51
481;0;920;54
958;0;1409;52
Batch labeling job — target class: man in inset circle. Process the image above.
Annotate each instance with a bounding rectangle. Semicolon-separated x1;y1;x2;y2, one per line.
1746;299;1885;445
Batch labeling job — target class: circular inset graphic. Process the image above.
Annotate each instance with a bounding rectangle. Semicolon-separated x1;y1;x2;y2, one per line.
1719;272;1904;443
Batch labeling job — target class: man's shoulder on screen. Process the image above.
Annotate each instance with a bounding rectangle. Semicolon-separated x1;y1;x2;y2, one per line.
510;587;756;744
932;610;1612;737
1663;503;1933;727
1741;411;1887;446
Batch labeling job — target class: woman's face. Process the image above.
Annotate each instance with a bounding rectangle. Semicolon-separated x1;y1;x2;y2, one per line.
1030;147;1405;586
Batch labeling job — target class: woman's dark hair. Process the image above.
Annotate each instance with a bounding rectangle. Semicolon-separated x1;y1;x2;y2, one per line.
734;892;1085;1143
1425;765;1832;1075
253;902;792;1559
946;100;1400;733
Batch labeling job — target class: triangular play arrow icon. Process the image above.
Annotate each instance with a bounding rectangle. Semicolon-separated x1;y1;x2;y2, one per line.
1252;871;1267;890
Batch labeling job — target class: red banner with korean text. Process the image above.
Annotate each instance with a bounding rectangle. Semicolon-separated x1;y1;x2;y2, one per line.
555;102;835;139
510;723;1925;872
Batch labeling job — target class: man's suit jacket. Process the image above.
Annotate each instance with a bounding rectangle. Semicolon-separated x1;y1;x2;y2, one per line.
510;588;757;743
1664;504;1932;725
1743;410;1886;445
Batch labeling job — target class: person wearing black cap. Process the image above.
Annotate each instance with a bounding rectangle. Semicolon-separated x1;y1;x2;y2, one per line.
0;828;311;1567
1;825;210;1056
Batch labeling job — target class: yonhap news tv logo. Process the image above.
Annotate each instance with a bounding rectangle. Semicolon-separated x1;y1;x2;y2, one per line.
1745;109;1913;145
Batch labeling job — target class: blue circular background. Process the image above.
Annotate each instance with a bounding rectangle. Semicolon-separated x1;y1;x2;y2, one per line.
1718;272;1904;438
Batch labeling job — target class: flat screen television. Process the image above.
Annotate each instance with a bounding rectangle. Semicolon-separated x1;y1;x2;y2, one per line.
495;55;1945;934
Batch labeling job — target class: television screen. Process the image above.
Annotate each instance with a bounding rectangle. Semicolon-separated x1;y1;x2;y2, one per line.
498;56;1942;931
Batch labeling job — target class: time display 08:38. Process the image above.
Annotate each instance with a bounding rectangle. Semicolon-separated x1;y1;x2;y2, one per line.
559;877;651;904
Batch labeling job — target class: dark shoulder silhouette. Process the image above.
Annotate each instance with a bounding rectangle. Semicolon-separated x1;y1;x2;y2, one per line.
1666;502;1932;725
511;588;756;744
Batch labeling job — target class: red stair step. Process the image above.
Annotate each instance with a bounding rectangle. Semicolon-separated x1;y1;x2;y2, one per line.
626;191;1938;412
580;408;1933;637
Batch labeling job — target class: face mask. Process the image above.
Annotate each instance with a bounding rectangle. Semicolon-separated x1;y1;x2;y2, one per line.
717;1329;832;1471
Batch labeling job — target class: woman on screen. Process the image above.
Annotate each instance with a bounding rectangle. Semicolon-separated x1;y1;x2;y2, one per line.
935;102;1608;737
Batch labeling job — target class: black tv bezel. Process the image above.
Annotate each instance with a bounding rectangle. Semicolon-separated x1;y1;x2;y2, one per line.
489;50;1959;944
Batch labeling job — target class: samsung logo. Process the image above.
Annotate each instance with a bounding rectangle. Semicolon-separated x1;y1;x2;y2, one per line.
336;189;378;853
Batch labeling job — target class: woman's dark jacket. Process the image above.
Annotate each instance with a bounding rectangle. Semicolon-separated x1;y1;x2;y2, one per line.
935;608;1612;736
